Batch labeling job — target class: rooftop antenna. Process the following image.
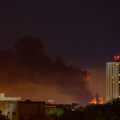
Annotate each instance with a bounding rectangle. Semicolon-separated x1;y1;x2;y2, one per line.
96;93;99;104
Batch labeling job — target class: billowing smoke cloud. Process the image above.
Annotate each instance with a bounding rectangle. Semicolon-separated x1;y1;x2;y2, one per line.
0;36;92;104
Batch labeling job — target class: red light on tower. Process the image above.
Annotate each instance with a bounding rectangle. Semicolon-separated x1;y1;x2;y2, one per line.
114;55;120;62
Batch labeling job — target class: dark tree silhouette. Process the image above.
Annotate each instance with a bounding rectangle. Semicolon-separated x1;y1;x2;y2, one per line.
58;98;120;120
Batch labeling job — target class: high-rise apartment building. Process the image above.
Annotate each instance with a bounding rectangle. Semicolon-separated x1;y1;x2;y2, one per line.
106;56;120;102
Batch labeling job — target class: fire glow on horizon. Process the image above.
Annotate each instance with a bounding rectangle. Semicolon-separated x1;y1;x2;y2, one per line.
89;97;103;104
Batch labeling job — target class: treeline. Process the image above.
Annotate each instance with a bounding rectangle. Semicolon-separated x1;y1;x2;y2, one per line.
57;98;120;120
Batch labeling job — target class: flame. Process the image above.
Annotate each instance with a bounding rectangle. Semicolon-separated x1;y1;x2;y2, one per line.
89;97;96;104
98;97;103;104
89;97;103;104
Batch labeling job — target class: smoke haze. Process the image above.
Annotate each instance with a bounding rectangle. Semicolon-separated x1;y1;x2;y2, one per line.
0;36;92;104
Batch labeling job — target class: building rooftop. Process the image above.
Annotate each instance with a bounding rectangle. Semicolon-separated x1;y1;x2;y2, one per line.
0;93;21;101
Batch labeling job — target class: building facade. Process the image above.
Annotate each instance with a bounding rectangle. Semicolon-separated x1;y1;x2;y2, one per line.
18;101;45;120
106;56;120;102
0;94;46;120
0;93;21;120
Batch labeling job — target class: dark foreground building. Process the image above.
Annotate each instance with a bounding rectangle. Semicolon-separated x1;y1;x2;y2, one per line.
18;101;45;120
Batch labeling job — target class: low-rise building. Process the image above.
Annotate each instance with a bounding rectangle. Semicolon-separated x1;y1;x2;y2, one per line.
0;93;21;120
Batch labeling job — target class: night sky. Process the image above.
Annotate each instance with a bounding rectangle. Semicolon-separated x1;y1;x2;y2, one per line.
0;0;120;103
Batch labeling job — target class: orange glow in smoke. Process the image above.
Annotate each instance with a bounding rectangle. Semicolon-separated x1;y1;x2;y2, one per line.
89;97;103;104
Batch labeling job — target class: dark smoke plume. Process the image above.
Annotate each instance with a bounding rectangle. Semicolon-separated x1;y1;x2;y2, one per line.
0;36;92;104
